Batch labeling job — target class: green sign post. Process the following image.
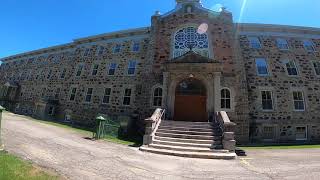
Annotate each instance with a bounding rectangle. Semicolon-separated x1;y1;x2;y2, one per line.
0;105;5;151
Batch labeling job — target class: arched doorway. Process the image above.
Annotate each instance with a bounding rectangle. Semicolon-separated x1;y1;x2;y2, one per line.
174;78;207;122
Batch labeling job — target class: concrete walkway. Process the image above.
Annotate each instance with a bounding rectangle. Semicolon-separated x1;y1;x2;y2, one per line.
1;112;320;180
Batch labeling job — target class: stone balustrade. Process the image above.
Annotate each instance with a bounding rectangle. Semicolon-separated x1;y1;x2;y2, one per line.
143;108;165;145
216;111;236;151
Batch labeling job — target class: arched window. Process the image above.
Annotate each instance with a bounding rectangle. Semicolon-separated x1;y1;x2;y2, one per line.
153;87;163;107
221;89;231;109
173;27;209;58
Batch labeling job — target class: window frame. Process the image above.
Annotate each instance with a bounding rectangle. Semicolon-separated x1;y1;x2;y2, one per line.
91;64;99;76
303;40;316;52
220;88;231;110
276;38;289;50
312;61;320;76
263;126;275;140
107;63;117;76
261;90;274;111
248;37;262;49
295;126;308;141
84;88;94;103
283;60;299;76
113;44;122;54
152;87;163;107
292;91;305;111
69;87;77;101
60;68;67;79
75;64;84;77
132;42;140;52
255;58;269;76
127;60;137;75
102;87;112;105
123;88;132;106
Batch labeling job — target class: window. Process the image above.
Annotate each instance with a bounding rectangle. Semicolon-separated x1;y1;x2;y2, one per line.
293;91;305;111
261;91;273;110
296;126;307;140
255;58;269;76
60;68;67;79
284;60;298;76
153;87;163;107
173;27;209;58
47;70;52;79
108;63;117;75
85;88;93;103
221;89;231;109
127;60;137;75
102;88;111;104
41;87;47;98
113;44;121;53
123;88;132;106
75;64;84;77
48;106;55;116
97;46;105;56
28;70;33;80
132;42;140;52
248;37;262;49
83;48;90;57
263;126;275;140
276;38;289;50
313;61;320;76
91;64;99;76
69;88;77;101
54;88;60;100
303;40;315;52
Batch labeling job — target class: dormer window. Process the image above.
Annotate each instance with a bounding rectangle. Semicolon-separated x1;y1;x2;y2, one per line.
173;26;210;58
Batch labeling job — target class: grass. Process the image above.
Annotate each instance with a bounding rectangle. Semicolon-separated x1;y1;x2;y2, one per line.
4;111;141;146
239;144;320;150
0;151;59;180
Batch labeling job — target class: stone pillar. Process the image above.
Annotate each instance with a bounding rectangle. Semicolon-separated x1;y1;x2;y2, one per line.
162;72;169;112
213;72;221;112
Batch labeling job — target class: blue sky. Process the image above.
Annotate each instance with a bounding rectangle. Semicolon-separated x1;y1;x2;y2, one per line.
0;0;319;60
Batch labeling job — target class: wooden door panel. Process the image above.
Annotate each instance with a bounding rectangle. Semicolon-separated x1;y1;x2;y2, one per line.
174;95;207;122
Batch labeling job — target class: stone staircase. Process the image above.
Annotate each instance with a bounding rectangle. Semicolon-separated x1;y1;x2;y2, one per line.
140;120;236;159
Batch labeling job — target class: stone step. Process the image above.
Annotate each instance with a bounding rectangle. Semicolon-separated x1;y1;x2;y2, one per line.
157;129;220;136
158;126;215;132
139;146;236;160
162;121;211;125
155;132;221;140
153;139;223;149
160;124;215;129
154;136;221;144
148;144;228;153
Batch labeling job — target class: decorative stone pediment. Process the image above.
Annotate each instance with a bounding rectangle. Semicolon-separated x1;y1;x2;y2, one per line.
163;51;222;72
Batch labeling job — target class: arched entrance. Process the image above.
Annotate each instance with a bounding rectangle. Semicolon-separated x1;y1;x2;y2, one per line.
174;78;207;122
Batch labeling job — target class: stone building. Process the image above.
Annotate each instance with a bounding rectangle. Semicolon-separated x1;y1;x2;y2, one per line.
0;0;320;144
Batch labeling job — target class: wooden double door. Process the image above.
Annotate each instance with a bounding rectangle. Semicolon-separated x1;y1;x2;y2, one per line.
173;78;207;122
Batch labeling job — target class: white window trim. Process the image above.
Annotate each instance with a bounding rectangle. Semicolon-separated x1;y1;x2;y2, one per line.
107;62;117;76
312;61;320;77
255;58;270;76
91;63;100;76
75;63;85;77
248;36;262;49
113;44;122;54
283;59;299;77
151;85;164;108
69;86;78;102
276;38;290;50
295;126;308;141
260;90;274;111
262;125;276;141
101;86;112;105
219;87;235;112
122;86;135;106
303;40;316;52
291;90;306;112
84;87;94;103
48;106;55;116
131;41;140;52
126;60;138;76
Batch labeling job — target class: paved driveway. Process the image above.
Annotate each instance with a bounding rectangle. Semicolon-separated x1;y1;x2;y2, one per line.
1;112;320;180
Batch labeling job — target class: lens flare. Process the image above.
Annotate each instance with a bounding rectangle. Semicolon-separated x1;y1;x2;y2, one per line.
238;0;248;22
197;23;208;34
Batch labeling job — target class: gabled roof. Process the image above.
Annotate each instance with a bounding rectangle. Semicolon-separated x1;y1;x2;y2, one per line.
165;50;220;64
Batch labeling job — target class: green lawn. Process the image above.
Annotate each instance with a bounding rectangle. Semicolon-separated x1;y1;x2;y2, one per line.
0;151;59;180
239;144;320;150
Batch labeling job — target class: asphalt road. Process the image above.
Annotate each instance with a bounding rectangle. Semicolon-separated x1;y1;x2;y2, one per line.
1;112;320;180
